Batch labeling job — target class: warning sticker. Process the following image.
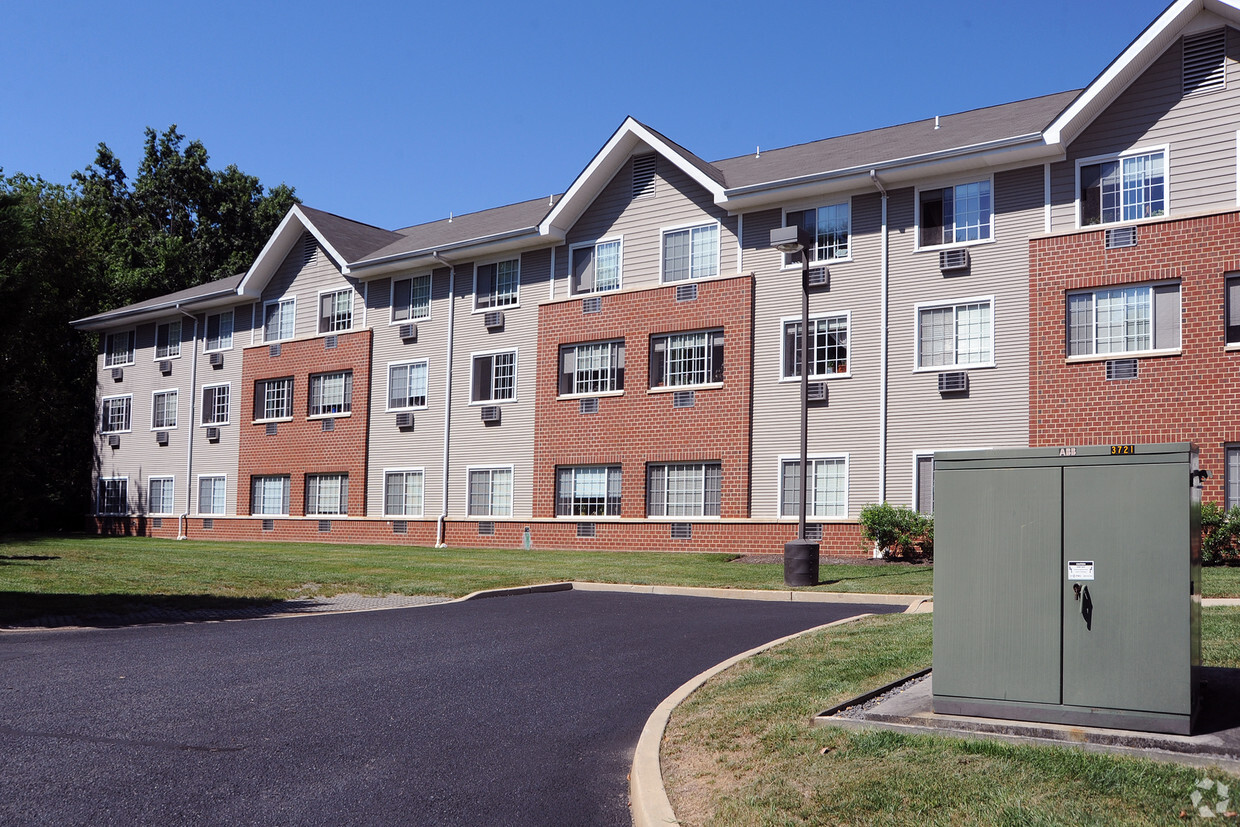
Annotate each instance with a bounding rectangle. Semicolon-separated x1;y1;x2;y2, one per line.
1067;561;1095;581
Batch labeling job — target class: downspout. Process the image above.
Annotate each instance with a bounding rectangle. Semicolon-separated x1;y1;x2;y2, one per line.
870;170;889;517
434;252;455;548
176;305;199;540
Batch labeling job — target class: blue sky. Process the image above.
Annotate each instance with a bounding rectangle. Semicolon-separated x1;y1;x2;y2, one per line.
3;0;1172;231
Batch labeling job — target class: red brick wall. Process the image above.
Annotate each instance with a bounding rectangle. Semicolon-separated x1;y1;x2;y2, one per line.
237;330;373;517
1030;211;1240;501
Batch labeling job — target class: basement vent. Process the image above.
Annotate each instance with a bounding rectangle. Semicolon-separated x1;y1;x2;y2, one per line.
670;523;692;540
1184;28;1226;95
1106;358;1139;380
807;268;829;288
303;233;316;265
206;427;221;442
399;323;418;341
152;517;163;529
202;518;214;530
324;335;337;349
269;343;281;358
481;406;502;423
938;371;969;393
392;521;408;535
676;283;698;302
939;249;970;272
395;412;414;429
155;430;169;446
265;422;278;436
579;397;599;415
577;522;597;538
159;360;172;375
804;523;823;542
478;521;495;536
321;418;335;432
582;296;602;314
108;434;120;448
484;311;505;330
262;518;274;532
672;390;695;409
632;154;657;199
1105;226;1138;249
209;352;223;368
111;367;124;381
318;520;331;532
806;382;828;403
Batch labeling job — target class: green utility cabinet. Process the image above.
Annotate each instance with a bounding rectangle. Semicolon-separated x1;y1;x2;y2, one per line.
932;443;1203;735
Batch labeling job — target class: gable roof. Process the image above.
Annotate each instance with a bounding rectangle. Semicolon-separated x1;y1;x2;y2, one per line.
71;273;244;330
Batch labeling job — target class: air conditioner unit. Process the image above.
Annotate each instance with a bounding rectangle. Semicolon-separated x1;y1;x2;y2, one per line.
159;360;172;375
807;268;829;288
265;422;278;436
484;311;505;329
399;323;418;341
155;431;169;446
480;406;502;423
107;434;120;448
321;418;335;432
672;390;695;408
938;371;969;393
582;297;602;314
209;352;223;367
1105;226;1138;249
939;249;970;272
206;427;221;442
579;397;599;415
577;522;596;538
111;367;124;381
324;335;338;349
675;283;698;302
806;382;828;402
395;411;414;429
670;523;692;540
1106;358;1139;380
269;343;281;357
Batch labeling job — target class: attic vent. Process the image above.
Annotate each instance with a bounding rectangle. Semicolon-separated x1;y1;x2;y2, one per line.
1105;226;1138;249
1184;28;1226;95
302;234;316;265
1106;358;1139;380
579;397;599;415
582;296;602;314
633;154;657;199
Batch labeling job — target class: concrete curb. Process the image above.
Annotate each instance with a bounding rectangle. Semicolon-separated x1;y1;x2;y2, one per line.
570;581;930;607
451;582;574;603
628;614;878;827
1203;598;1240;606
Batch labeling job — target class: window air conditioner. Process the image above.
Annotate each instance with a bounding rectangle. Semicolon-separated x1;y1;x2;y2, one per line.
939;249;969;272
484;311;505;329
480;406;502;423
155;431;169;446
399;323;418;341
209;352;223;367
938;371;969;393
395;412;414;429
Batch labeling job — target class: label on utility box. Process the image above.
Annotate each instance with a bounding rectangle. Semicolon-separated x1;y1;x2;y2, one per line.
1067;561;1095;581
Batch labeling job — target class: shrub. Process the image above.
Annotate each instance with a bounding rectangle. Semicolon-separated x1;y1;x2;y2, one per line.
1201;502;1240;565
859;502;933;561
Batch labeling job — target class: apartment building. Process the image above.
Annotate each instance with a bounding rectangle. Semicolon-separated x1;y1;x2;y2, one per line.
74;0;1240;553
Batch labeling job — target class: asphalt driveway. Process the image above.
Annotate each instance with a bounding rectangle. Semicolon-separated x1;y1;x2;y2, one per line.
0;590;899;826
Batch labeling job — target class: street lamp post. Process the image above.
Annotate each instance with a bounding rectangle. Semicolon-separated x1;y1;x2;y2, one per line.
769;225;819;587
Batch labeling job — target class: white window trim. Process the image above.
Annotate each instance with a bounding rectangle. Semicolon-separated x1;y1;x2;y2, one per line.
203;310;235;353
100;394;133;434
912;294;997;372
97;476;129;515
201;382;231;427
554;464;623;520
252;377;296;424
778;199;854;271
386;359;430;412
913;175;997;252
261;297;297;343
775;453;850;520
388;273;433;325
472;258;521;313
150;388;180;431
568;236;624;296
777;311;853;383
659;220;722;284
316;287;355;334
307;371;353;420
911;450;935;515
1064;279;1181;361
646;462;723;521
1074;144;1170;229
153;320;183;361
104;330;136;367
468;348;520;405
304;473;349;516
148;476;176;516
382;467;426;518
196;474;228;516
250;475;291;517
557;339;625;399
465;464;515;518
648;329;724;392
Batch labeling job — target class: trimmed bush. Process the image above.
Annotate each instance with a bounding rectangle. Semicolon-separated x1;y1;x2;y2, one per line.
859;503;933;561
1201;502;1240;565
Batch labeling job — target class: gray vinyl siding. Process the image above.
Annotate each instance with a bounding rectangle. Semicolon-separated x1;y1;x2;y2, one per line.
188;305;250;515
551;155;739;298
1050;21;1240;231
256;234;365;344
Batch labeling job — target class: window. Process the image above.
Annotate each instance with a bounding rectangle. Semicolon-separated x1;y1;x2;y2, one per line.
384;469;425;517
388;361;428;410
198;476;226;515
782;315;849;378
205;310;233;352
1067;283;1180;356
647;463;722;517
556;466;622;517
250;475;290;515
255;377;294;420
471;351;517;402
919;180;992;247
152;389;178;429
1228;446;1240;512
318;289;353;333
559;341;625;396
1225;274;1240;345
1079;150;1165;226
101;395;132;433
916;299;993;369
263;298;295;342
780;457;847;518
306;474;348;515
98;478;128;515
202;384;230;425
149;477;175;515
104;330;135;367
650;331;724;388
915;455;934;514
468;467;513;517
662;223;719;282
784;202;850;264
475;259;519;309
308;371;352;417
571;239;622;294
155;321;181;359
392;275;432;322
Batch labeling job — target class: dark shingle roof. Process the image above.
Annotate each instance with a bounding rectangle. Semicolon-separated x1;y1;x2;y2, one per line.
357;196;559;263
296;205;405;262
72;273;244;327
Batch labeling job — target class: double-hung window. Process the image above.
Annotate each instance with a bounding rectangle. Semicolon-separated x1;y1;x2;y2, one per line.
263;298;295;342
384;469;424;517
475;259;519;309
662;223;719;282
392;275;432;322
1079;150;1165;226
1227;274;1240;346
916;299;994;369
647;463;721;517
571;239;622;294
1067;282;1180;356
250;475;290;515
308;371;352;416
468;467;513;517
202;384;230;425
105;330;135;367
318;289;353;333
779;457;848;519
205;311;233;351
919;180;992;247
559;341;624;396
306;473;348;515
152;389;178;429
98;478;128;515
198;476;226;515
784;202;850;264
149;477;175;515
556;466;622;517
649;331;724;388
101;395;132;433
255;377;294;420
782;315;849;378
388;361;428;409
155;321;181;359
471;351;516;402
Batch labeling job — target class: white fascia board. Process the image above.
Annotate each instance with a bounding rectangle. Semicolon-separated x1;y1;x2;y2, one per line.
349;227;551;279
70;291;239;330
237;206;351;298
